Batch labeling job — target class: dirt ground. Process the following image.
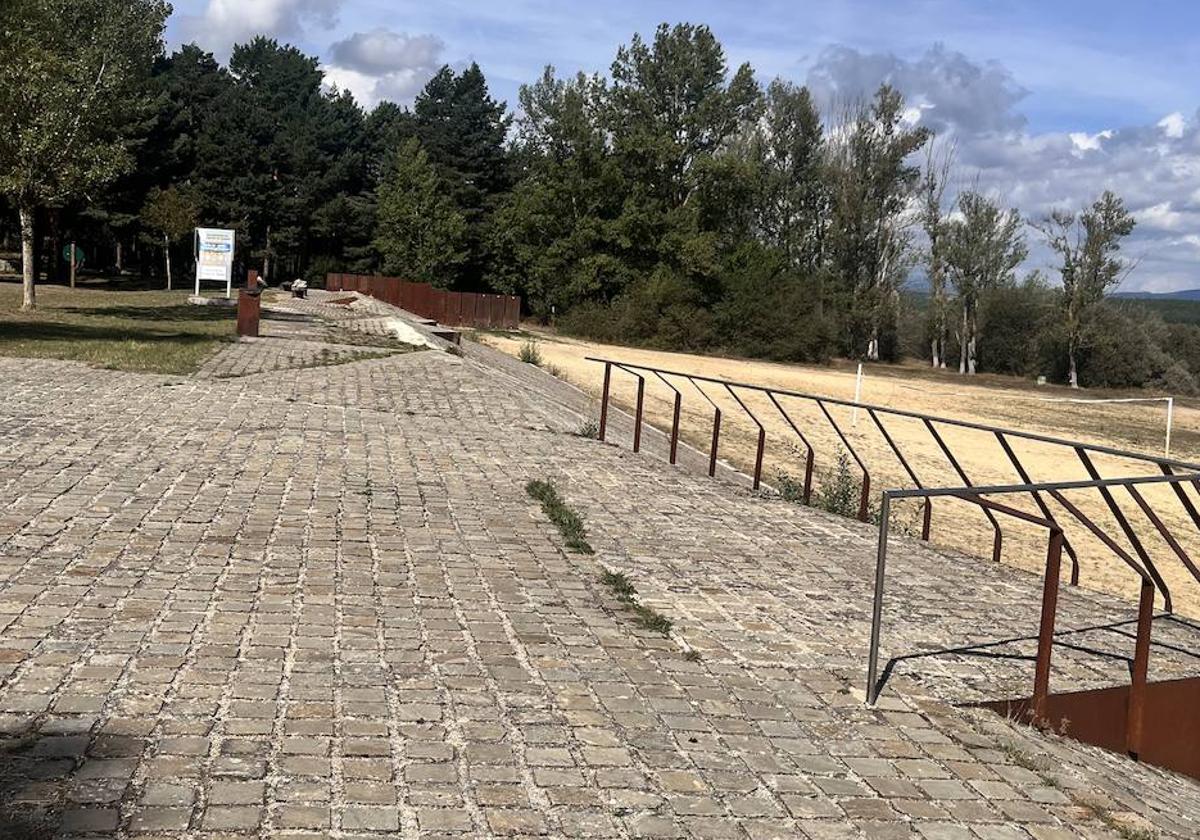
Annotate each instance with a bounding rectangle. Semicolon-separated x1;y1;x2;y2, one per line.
478;328;1200;618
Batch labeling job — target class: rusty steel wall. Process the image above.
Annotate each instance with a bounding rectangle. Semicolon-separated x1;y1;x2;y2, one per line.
326;273;520;330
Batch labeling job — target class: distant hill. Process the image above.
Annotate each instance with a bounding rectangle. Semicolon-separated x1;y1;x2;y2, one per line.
1112;289;1200;301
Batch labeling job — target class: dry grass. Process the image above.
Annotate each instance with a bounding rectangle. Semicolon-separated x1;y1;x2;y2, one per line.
480;328;1200;617
0;282;234;375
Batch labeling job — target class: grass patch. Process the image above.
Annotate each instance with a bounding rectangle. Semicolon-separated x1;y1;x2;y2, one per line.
526;479;593;554
0;282;234;374
323;323;424;352
576;418;600;439
598;569;674;636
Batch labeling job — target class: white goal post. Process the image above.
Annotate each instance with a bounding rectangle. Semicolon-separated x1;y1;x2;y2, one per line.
854;373;1177;458
1029;396;1175;458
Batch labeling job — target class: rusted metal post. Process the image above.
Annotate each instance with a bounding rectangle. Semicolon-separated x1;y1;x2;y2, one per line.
868;409;931;540
669;392;681;465
1033;528;1065;719
767;393;815;504
753;428;766;490
598;363;611;441
633;377;645;453
237;270;261;338
925;419;1002;562
1075;448;1173;613
709;409;721;477
1127;579;1155;758
816;400;871;522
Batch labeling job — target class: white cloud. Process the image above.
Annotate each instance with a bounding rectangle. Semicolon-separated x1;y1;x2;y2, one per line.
806;43;1028;136
179;0;341;58
323;29;446;107
1068;129;1112;152
1158;111;1186;139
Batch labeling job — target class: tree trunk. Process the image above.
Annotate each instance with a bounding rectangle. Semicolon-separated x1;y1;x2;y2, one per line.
931;339;939;369
1068;350;1079;388
19;203;36;310
958;306;968;374
164;234;172;290
115;241;123;273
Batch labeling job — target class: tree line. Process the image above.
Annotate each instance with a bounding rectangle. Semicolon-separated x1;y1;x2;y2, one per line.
2;5;1197;391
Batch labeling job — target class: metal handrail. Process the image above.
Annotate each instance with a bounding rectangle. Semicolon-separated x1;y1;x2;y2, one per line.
586;356;1200;471
867;473;1200;759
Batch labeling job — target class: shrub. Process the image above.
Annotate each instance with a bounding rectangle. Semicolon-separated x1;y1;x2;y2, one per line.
576;419;600;439
814;450;863;519
775;471;808;503
518;338;542;366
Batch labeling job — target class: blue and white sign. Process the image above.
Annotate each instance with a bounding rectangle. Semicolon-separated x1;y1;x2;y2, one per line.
195;227;235;296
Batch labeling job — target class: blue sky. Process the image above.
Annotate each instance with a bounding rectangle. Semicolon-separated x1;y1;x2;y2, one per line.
168;0;1200;291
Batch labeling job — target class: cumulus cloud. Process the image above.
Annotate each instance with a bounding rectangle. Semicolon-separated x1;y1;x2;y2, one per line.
323;29;446;107
808;45;1200;291
806;43;1029;136
178;0;341;58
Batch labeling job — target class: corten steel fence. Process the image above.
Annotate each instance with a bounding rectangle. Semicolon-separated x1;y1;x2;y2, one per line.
589;356;1200;570
867;475;1200;768
326;273;520;329
590;356;1200;769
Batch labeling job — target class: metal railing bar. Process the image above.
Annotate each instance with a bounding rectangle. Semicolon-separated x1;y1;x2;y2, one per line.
585;356;1200;472
884;472;1200;500
1075;448;1172;613
722;384;768;490
815;399;872;521
767;393;816;504
924;419;1003;563
994;431;1081;586
1125;485;1200;584
868;408;932;540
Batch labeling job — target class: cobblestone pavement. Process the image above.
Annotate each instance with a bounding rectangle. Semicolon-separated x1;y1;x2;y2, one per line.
1;299;1198;839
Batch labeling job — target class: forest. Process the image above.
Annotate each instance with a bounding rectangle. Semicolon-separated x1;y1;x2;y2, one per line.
2;3;1198;392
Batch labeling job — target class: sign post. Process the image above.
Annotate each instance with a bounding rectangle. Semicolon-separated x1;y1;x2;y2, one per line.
195;228;235;298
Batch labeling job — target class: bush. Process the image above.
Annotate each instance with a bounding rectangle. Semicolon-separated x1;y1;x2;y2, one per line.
814;450;863;519
518;338;542;366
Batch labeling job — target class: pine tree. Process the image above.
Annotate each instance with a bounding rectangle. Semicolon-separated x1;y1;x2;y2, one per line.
413;63;510;288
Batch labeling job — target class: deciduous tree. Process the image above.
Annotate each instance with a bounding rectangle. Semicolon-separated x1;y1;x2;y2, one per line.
1035;190;1137;387
0;0;170;308
375;138;467;285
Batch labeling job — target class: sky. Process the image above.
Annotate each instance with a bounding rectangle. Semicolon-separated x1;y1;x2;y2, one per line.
167;0;1200;292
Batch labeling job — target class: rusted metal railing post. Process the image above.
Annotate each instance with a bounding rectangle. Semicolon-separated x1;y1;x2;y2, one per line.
598;363;611;441
1127;578;1155;758
709;409;722;477
1032;528;1065;719
633;376;645;453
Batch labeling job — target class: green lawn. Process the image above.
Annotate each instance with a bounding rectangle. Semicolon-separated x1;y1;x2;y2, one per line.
0;282;235;375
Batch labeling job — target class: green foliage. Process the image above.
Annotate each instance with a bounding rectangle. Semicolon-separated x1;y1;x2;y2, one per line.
375;138;467;285
774;472;808;503
413;63;510;289
140;186;199;243
526;479;593;554
598;570;673;635
977;275;1055;377
518;338;543;365
814;450;863;518
1036;191;1137;386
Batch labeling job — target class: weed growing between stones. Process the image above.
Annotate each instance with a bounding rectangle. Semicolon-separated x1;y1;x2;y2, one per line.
599;570;673;636
576;418;600;439
526;479;592;554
